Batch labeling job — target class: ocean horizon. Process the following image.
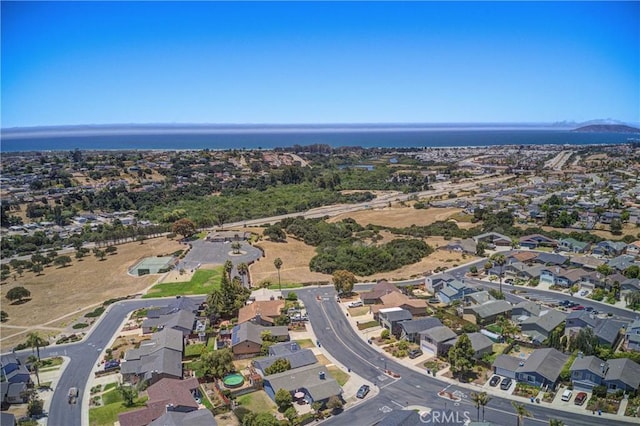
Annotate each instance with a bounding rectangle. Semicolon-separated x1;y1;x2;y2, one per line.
1;125;637;152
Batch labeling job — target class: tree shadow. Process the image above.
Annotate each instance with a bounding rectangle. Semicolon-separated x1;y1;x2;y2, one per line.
10;298;32;306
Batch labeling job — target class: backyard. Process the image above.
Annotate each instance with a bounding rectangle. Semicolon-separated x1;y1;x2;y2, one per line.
88;386;148;426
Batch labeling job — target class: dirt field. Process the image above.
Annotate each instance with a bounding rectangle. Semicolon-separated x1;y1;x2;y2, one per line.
0;237;182;346
327;206;464;228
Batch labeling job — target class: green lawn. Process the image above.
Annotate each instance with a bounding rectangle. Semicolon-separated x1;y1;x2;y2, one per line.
295;339;315;349
266;282;303;290
101;388;122;405
39;356;64;372
185;343;206;357
143;268;223;298
237;390;277;413
89;396;148;426
327;366;350;386
357;320;379;330
103;383;117;392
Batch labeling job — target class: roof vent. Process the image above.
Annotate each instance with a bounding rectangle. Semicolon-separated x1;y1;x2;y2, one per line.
319;371;326;380
519;361;525;367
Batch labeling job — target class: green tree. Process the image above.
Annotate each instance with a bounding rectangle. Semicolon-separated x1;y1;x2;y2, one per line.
224;260;233;280
237;262;249;286
284;406;298;424
242;412;280;426
199;348;235;379
326;395;343;412
27;355;41;387
332;269;357;295
0;310;7;322
7;286;31;304
470;391;492;421
625;290;640;310
490;253;507;296
26;332;46;360
448;333;475;378
117;382;138;407
264;358;291;375
105;246;118;255
549;419;565;426
275;388;293;411
569;327;600;356
54;255;72;268
31;263;44;275
274;257;283;292
476;241;487;256
27;393;44;417
93;249;106;261
231;241;242;254
512;401;531;426
172;218;197;239
610;218;622;235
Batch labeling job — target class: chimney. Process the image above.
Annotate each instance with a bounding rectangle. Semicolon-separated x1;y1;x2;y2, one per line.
290;342;299;352
600;362;608;375
319;371;325;380
577;351;583;358
166;403;174;412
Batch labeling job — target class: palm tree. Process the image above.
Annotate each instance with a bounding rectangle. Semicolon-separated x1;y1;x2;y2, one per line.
549;419;564;426
231;241;241;255
470;392;482;421
491;253;507;296
478;391;491;421
27;355;41;387
274;258;283;293
512;401;531;426
26;332;46;361
237;262;249;287
223;260;233;280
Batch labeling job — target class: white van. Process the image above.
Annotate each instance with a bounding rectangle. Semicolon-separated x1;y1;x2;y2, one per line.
561;389;572;402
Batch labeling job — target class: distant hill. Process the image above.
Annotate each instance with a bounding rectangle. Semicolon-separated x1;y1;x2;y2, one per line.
572;124;640;133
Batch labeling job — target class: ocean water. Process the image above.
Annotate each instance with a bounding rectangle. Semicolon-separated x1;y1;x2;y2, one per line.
0;129;635;152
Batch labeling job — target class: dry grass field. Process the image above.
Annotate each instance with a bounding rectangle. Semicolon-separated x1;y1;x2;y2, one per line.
516;223;639;240
327;206;464;228
0;237;182;348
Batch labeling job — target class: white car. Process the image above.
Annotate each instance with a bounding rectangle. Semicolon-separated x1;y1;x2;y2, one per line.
561;389;572;402
348;301;363;308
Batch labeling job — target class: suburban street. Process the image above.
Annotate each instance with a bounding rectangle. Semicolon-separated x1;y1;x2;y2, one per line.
295;286;640;426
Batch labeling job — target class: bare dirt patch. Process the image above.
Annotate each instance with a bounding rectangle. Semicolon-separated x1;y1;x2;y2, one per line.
327;206;464;228
0;237;182;335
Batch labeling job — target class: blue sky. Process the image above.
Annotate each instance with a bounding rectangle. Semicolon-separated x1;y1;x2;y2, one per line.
2;1;638;127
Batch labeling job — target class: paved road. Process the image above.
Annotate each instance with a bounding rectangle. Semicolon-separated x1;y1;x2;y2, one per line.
294;286;638;426
10;297;205;426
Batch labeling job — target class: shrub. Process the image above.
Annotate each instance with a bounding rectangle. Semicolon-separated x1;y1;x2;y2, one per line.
72;322;89;329
380;329;390;340
592;385;607;398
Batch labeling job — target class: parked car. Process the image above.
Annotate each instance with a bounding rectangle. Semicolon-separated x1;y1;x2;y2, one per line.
561;389;573;401
572;305;585;311
356;384;370;399
585;306;593;312
505;279;514;285
500;377;512;390
574;392;587;405
408;349;423;359
348;301;363;308
489;376;501;387
579;290;588;296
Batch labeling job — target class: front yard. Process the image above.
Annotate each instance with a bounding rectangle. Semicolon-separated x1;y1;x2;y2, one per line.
586;396;622;414
513;383;540;399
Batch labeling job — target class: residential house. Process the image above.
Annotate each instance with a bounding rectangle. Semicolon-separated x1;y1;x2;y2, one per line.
465;291;494;306
398;317;443;343
519;309;567;344
607;254;637;272
570;256;605;271
503;262;543;282
540;267;587;288
621;278;640;301
0;413;16;426
507;251;539;265
378;291;428;316
447;332;493;360
625;241;640;258
623;319;640;352
142;310;196;336
570;355;606;391
464;300;512;326
565;311;626;348
425;273;456;294
120;328;184;385
592;241;627;258
570;355;640;393
0;354;31;385
420;326;457;356
493;348;568;390
359;280;401;304
237;300;285;326
579;271;603;290
533;252;568;266
231;322;289;358
440;238;477;254
378;308;413;337
253;343;318;377
118;377;214;426
263;364;342;407
473;232;512;247
558;238;590;254
519;234;557;249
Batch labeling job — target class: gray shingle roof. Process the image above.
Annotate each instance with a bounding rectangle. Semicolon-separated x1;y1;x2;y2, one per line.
253;349;318;374
517;348;569;383
231;322;289;346
521;309;567;333
149;410;217;426
570;355;605;376
420;326;456;343
594;320;625;345
449;333;493;353
493;354;523;371
399;318;443;334
265;364;342;402
469;300;512;319
381;309;413;322
605;358;640;389
534;253;568;265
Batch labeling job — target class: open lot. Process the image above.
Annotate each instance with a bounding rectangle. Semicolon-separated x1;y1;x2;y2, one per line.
328;206;465;228
0;237;182;350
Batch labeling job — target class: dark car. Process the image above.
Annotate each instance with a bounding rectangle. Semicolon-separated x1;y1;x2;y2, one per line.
408;349;423;359
500;377;512;390
574;392;587;405
356;385;370;399
489;376;501;387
